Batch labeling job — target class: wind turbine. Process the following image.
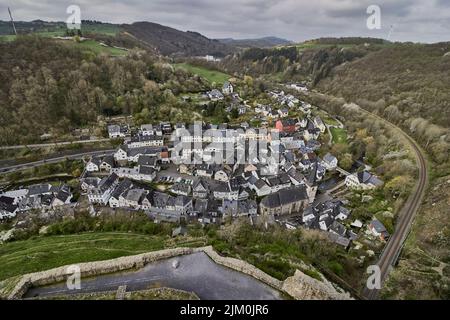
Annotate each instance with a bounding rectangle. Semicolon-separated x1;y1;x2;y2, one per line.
387;25;395;42
8;7;17;35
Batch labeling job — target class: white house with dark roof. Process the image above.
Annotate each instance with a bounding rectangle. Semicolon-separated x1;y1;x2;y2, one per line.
100;155;115;171
119;188;149;210
369;219;390;241
87;173;119;204
192;179;209;199
0;197;19;220
128;135;164;148
345;171;384;190
207;89;224;101
108;125;129;138
313;116;326;133
86;157;101;172
222;81;233;95
321;153;338;170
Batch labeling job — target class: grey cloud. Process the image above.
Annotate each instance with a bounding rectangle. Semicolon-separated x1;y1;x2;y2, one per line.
2;0;450;43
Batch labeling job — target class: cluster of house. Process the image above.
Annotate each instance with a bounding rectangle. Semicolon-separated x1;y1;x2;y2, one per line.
107;122;173;139
0;76;388;248
269;90;314;115
268;90;300;108
287;83;309;92
0;184;73;219
205;81;234;101
84;99;387;245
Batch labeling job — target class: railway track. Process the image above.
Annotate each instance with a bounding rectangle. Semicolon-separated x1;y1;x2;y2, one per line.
359;109;428;300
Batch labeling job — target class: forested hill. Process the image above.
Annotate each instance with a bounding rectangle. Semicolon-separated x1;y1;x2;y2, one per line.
219;39;450;166
316;43;450;128
220;40;450;129
122;22;234;57
0;36;208;145
217;37;292;48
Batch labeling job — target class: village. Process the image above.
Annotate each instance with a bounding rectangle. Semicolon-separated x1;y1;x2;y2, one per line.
0;81;389;251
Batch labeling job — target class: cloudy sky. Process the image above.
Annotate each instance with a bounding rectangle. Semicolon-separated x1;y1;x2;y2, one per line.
1;0;450;43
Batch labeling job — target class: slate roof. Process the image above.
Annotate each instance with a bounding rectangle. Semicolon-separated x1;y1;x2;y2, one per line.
323;153;337;164
260;186;308;208
370;219;388;233
102;155;115;166
152;192;170;208
138;165;156;175
194;199;208;213
175;195;191;207
111;179;134;199
90;156;102;167
330;221;347;237
357;171;383;186
28;184;52;196
328;233;351;248
124;189;147;202
193;179;208;192
54;186;72;203
137;155;158;166
98;173;119;192
254;179;269;190
0;196;17;214
279;118;297;127
287;168;305;183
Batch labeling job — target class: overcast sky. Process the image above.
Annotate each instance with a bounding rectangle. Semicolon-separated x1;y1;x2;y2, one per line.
1;0;450;43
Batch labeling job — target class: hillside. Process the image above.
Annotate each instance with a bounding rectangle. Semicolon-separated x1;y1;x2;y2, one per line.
0;20;120;37
218;36;292;48
0;36;207;145
122;22;234;57
317;43;450;128
1;19;292;56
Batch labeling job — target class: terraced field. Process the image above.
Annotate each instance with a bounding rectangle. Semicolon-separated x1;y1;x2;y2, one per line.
174;63;230;84
60;39;128;56
330;127;348;144
0;232;206;281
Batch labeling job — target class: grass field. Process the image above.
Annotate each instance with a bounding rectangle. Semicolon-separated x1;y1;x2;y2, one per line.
0;34;17;42
81;24;120;36
61;39;128;56
0;232;206;281
174;63;230;84
330;127;348;144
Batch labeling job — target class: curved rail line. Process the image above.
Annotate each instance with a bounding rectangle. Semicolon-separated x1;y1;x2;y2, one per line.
359;109;428;300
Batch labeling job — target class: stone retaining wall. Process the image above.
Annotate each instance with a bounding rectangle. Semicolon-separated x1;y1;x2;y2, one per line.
3;246;351;300
197;246;284;290
5;247;194;299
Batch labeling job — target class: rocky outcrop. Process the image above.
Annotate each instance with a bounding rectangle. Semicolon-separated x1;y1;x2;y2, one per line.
282;270;352;300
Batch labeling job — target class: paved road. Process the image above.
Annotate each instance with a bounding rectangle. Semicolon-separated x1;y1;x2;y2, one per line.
0;149;115;174
0;138;111;150
358;107;428;300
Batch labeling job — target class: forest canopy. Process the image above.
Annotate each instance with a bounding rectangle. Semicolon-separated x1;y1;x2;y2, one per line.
0;36;207;145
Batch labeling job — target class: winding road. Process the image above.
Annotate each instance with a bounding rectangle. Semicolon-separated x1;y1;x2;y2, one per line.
0;138;111;150
0;149;115;174
358;107;428;300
